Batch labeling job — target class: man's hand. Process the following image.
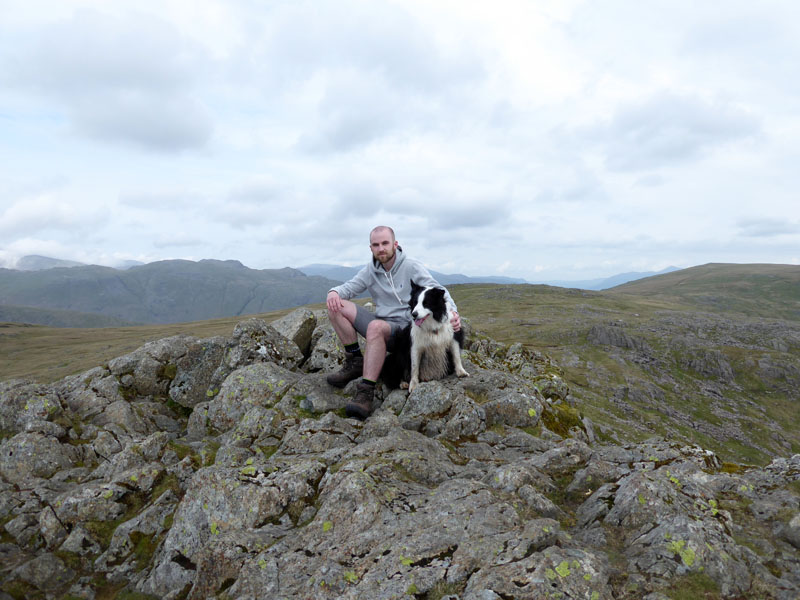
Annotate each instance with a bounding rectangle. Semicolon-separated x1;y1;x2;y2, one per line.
327;290;344;313
450;311;462;332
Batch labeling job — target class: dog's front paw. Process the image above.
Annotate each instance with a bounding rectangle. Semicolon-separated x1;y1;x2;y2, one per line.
400;381;409;390
408;377;419;393
456;367;469;378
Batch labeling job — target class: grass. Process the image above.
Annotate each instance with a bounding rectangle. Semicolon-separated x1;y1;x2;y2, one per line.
660;571;721;599
0;305;311;383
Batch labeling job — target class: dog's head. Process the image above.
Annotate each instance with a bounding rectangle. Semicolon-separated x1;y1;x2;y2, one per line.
409;280;447;327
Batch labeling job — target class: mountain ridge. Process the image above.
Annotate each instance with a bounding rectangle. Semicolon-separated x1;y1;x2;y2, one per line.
0;259;340;326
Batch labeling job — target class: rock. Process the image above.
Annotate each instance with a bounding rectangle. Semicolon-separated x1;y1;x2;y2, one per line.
0;433;80;483
109;335;194;397
271;307;317;356
206;362;300;434
589;323;651;353
303;320;345;373
168;337;227;408
0;380;64;435
11;552;75;594
143;459;326;598
228;318;304;371
1;316;799;600
463;547;613;600
779;513;800;549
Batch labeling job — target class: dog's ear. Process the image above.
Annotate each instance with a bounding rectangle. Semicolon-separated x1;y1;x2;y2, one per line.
410;280;421;292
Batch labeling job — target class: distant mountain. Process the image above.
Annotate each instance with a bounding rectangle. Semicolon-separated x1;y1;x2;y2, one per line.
540;266;681;290
0;259;340;325
299;263;675;289
299;264;528;286
13;255;144;271
16;255;86;271
115;259;145;270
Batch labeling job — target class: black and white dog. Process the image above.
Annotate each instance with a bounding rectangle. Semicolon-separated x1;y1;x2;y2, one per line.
382;280;469;391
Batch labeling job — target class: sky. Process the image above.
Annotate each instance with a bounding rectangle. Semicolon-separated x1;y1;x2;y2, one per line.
1;0;799;282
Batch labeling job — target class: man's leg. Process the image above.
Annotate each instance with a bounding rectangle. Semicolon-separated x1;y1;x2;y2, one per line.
346;319;391;420
327;299;358;346
363;319;391;381
326;300;364;388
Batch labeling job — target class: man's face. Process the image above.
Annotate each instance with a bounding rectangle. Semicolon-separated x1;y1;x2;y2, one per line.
370;230;397;265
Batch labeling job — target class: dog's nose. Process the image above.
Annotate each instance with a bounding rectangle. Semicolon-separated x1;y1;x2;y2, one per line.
411;311;418;319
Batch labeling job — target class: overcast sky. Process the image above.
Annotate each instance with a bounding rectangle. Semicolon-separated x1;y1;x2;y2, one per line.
1;0;799;281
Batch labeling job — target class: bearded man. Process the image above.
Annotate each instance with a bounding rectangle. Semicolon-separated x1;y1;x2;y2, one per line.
325;226;461;419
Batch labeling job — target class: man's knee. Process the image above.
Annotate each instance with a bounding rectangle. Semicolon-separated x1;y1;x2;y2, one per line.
366;319;390;342
329;299;356;323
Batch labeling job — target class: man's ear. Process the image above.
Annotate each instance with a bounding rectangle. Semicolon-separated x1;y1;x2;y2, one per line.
394;241;399;248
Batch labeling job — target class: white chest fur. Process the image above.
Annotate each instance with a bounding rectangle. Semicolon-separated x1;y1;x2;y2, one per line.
410;319;456;381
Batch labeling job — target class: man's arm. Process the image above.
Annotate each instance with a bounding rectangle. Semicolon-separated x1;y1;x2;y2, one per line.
328;267;369;300
328;266;370;306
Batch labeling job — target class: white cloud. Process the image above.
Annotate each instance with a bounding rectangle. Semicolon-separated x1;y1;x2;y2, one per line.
0;194;106;237
584;92;761;171
737;218;800;238
2;8;213;151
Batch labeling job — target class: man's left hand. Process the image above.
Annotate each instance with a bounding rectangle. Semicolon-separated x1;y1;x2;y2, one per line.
450;311;461;332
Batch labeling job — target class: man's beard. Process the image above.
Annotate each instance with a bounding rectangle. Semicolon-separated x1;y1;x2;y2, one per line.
375;247;395;264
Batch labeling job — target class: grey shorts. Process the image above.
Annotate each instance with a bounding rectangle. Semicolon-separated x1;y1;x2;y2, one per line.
353;305;408;352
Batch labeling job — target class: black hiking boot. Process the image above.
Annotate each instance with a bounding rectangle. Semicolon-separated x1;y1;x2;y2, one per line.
326;351;364;388
345;381;375;420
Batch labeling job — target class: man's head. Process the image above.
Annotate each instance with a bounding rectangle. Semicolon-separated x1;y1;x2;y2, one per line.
369;226;399;267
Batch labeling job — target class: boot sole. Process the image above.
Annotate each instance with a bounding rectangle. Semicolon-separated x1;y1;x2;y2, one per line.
326;375;359;389
345;402;371;420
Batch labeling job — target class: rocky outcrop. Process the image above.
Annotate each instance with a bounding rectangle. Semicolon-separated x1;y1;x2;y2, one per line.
1;310;798;599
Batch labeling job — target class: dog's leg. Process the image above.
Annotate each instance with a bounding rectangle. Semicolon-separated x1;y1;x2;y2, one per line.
408;342;421;392
451;339;469;378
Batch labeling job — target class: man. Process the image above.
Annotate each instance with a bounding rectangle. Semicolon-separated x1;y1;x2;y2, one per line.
326;226;461;419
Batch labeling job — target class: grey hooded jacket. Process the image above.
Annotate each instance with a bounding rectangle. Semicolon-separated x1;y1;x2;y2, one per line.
329;248;457;322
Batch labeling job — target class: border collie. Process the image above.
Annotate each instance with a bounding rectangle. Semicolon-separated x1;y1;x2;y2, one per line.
382;280;469;391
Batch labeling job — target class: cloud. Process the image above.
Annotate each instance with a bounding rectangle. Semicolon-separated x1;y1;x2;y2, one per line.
737;218;800;238
250;2;485;154
2;8;212;151
258;2;483;93
212;180;284;229
72;91;212;151
153;232;205;249
0;194;106;237
119;190;205;210
297;71;404;153
428;201;512;230
586;91;760;171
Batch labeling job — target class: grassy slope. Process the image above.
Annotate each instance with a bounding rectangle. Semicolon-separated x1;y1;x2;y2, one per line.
0;306;313;383
608;263;800;320
449;276;800;465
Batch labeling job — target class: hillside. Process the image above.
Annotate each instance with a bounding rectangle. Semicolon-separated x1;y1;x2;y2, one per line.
1;310;798;599
0;305;136;328
453;275;800;466
0;260;339;325
609;263;800;320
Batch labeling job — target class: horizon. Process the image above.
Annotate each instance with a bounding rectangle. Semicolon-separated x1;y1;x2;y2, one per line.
5;252;793;285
